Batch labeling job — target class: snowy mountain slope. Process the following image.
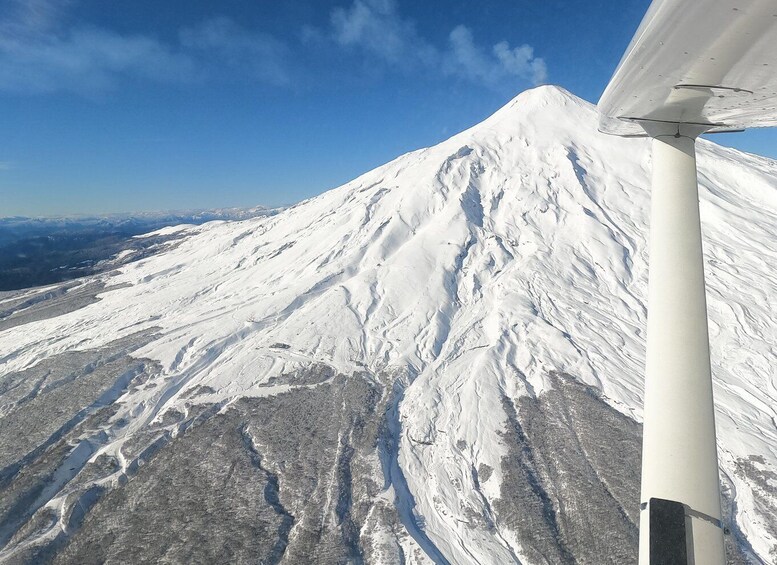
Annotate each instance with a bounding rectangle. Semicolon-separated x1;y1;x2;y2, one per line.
0;86;775;564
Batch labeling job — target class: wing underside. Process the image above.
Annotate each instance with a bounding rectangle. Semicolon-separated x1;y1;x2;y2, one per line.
598;0;777;136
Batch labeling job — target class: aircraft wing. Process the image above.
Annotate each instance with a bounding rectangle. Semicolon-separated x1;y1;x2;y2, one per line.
598;0;777;136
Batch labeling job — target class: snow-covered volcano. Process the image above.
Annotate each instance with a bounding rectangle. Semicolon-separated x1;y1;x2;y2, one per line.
1;86;775;564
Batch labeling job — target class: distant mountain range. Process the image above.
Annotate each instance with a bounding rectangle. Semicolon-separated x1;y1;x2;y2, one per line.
0;206;281;290
0;206;282;245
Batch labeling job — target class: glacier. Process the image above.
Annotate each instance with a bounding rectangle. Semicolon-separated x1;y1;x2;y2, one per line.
0;85;775;564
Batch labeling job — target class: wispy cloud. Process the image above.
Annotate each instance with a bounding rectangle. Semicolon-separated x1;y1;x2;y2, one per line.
0;28;195;94
2;0;71;34
330;0;436;67
0;0;546;96
0;0;193;93
180;17;289;86
445;25;547;87
0;161;12;171
0;1;289;94
325;0;547;88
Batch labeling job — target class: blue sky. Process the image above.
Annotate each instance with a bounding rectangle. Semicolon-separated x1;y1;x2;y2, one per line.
1;0;775;216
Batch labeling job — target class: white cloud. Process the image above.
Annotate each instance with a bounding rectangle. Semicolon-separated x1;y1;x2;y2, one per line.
1;0;70;34
180;17;289;86
0;0;195;94
445;26;490;82
326;1;547;89
446;25;547;87
0;2;289;94
0;0;547;95
0;161;12;171
493;40;547;85
330;0;436;67
0;28;198;94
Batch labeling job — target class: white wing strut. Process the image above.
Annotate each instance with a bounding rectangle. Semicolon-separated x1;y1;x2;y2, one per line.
598;1;777;564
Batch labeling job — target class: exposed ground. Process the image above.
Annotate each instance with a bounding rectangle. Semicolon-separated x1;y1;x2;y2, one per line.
0;332;762;563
